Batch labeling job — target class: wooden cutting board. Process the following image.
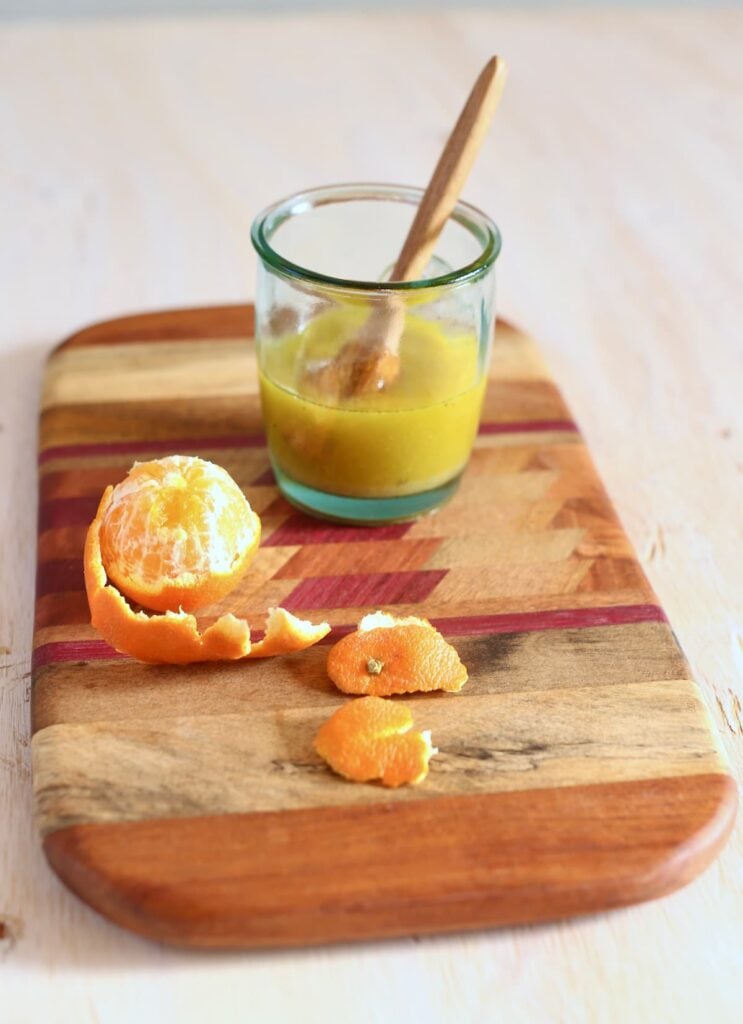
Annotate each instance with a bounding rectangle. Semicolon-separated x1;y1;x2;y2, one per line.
32;305;735;948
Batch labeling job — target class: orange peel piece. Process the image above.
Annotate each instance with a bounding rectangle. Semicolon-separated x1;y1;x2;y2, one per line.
84;486;329;664
327;610;467;696
314;696;436;787
246;606;330;659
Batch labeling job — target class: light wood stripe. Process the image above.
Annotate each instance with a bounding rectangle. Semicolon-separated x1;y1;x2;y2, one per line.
488;324;551;380
424;528;585;568
32;680;726;836
42;339;258;410
41;325;550;412
479;380;571;423
407;470;559;537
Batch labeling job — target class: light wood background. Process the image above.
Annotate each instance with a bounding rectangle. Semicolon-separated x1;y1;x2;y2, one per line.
2;8;741;1023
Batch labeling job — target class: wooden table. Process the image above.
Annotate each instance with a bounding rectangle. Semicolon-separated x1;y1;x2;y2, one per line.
2;9;741;1022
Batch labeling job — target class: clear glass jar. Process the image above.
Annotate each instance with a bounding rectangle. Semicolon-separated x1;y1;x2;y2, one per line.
251;183;500;523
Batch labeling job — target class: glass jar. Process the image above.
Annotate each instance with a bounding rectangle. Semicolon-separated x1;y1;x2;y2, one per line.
251;183;500;524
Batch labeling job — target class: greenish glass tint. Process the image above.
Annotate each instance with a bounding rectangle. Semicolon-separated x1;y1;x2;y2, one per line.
272;464;464;525
251;184;500;524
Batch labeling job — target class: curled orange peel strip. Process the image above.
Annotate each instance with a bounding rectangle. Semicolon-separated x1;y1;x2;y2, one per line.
246;606;331;659
84;486;330;665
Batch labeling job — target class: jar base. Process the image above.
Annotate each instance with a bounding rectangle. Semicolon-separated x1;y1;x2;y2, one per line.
272;464;462;525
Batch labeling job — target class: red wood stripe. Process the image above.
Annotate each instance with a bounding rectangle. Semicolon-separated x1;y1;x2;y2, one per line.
479;419;579;435
33;641;128;670
38;419;579;465
427;603;667;635
319;604;668;641
32;629;270;671
37;559;85;599
31;604;667;671
251;467;277;486
264;513;412;547
282;570;447;612
39;496;100;532
42;774;736;946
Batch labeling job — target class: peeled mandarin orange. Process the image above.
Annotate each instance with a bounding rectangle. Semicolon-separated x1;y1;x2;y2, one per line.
314;696;436;787
99;455;260;613
327;611;467;696
84;474;330;664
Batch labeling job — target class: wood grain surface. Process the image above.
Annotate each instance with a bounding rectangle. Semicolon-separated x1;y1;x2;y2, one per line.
3;10;742;1022
30;305;734;946
43;775;736;948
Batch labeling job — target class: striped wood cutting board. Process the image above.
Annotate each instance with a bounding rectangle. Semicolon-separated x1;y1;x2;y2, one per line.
32;305;736;947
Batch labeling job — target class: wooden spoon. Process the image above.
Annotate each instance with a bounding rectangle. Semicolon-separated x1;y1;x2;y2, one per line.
304;55;508;400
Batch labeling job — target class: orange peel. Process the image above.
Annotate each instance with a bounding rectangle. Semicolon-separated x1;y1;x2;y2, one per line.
84;485;329;664
246;606;331;659
327;610;467;696
314;696;436;787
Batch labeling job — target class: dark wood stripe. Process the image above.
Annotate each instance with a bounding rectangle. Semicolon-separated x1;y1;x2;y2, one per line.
251;467;277;486
39;397;265;451
35;592;90;630
38;433;268;465
41;773;737;947
55;304;254;351
40;466;130;502
30;621;694;730
36;558;85;599
52;309;528;353
38;496;99;532
53;307;517;353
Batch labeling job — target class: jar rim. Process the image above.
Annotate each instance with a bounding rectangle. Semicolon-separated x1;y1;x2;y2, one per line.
250;182;501;293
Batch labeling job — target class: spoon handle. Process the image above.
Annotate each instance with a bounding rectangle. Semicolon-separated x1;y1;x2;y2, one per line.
391;56;508;283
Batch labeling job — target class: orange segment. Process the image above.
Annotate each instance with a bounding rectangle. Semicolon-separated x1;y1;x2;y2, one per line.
84;485;328;665
327;611;467;696
314;696;436;787
98;455;261;613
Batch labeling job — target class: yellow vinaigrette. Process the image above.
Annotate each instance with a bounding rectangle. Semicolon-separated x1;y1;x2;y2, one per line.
259;308;486;499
